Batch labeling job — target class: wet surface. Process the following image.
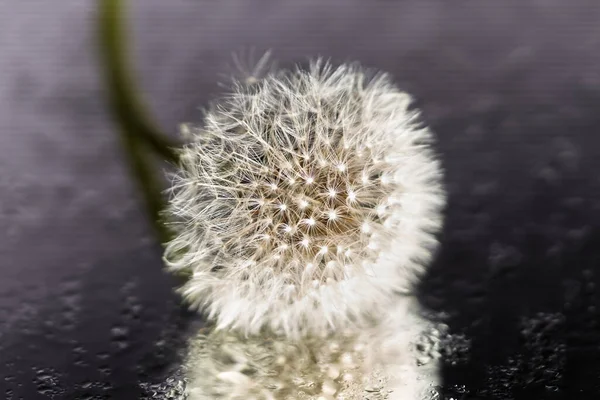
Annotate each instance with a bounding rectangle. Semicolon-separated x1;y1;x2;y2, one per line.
1;1;600;398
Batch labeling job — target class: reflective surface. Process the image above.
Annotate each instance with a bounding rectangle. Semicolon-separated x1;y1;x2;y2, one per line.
1;1;599;398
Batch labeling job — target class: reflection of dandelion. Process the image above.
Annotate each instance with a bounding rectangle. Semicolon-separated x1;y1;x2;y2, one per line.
185;328;375;400
162;58;445;338
183;300;441;400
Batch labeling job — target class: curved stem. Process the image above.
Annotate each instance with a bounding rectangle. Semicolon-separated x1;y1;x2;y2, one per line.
120;127;174;245
98;0;178;244
99;0;179;162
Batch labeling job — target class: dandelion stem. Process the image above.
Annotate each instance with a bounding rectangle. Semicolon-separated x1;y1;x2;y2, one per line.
98;0;182;247
98;0;179;162
120;129;173;244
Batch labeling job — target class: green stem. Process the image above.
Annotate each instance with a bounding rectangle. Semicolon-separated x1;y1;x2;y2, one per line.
98;0;179;163
120;129;174;244
98;0;178;244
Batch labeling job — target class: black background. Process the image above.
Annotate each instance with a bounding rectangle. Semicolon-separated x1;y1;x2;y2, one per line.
1;1;600;398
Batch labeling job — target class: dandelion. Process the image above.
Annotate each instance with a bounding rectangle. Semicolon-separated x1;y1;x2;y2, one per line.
162;57;445;337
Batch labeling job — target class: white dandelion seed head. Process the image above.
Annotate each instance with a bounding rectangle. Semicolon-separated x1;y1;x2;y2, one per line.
162;57;446;338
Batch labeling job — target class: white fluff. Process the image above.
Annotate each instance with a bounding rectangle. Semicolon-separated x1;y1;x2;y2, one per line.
162;58;445;338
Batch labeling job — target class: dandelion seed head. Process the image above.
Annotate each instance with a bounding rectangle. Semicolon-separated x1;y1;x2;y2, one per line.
162;57;445;337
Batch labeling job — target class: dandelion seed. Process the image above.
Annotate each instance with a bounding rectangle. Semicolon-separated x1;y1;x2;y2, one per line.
361;173;369;184
361;223;371;234
347;190;357;203
302;217;316;227
298;199;310;210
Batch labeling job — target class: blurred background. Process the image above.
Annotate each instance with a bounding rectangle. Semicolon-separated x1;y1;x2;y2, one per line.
1;0;600;398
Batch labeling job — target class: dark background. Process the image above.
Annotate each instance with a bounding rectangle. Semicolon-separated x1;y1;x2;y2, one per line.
1;1;600;398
